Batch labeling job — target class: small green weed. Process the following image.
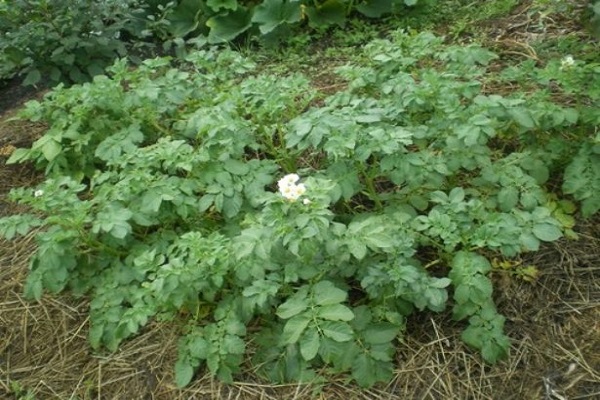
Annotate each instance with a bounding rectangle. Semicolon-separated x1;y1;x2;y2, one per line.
425;0;520;38
8;380;36;400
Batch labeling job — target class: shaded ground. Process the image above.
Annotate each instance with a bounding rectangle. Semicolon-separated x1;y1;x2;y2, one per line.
1;2;599;399
0;77;42;117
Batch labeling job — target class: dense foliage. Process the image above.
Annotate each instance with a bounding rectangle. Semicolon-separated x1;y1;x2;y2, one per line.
160;0;420;43
1;30;599;387
0;0;420;86
591;0;600;37
0;0;153;85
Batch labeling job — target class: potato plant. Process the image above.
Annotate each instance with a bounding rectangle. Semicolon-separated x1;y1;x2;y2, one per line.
1;31;598;387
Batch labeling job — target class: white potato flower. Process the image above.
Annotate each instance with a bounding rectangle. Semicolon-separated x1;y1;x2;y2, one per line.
294;183;306;197
278;173;308;202
280;184;295;199
561;55;575;70
278;173;300;190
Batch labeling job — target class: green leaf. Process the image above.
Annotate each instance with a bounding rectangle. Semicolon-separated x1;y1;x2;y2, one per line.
223;334;245;354
251;0;302;34
277;292;309;319
175;358;195;388
23;69;41;86
299;328;320;361
6;148;31;164
369;343;394;362
508;107;535;129
409;194;429;211
86;61;104;77
363;232;395;250
207;0;238;12
562;108;579;124
217;365;235;383
352;353;393;387
23;272;43;301
497;187;519;212
68;66;85;83
532;223;562;242
430;277;452;289
198;194;215;212
140;190;163;214
282;315;311;344
207;8;252;43
349;240;367;260
317;304;354;321
351;305;373;331
0;215;42;240
421;286;448;312
223;194;243;218
481;336;509;363
304;0;346;28
41;139;62;162
581;197;600;218
327;162;361;200
461;325;483;349
523;159;549;185
189;337;209;359
88;323;104;350
110;222;132;239
352;354;374;387
205;352;220;375
362;323;400;345
223;159;249;175
319;337;358;370
470;276;493;305
312;281;347;305
356;0;393;18
93;204;133;239
452;301;479;321
520;232;540;251
320;321;353;342
168;0;204;37
451;252;492;275
453;284;471;304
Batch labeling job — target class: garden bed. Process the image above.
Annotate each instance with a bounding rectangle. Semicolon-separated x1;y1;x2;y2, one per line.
1;1;599;399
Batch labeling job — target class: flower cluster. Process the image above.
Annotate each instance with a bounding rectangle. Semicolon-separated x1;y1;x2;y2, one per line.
277;173;308;202
560;55;575;70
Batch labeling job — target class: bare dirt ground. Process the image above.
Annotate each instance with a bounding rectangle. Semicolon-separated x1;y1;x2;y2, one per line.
1;3;599;399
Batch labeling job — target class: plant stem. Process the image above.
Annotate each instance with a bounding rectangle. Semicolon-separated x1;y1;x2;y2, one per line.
356;162;383;210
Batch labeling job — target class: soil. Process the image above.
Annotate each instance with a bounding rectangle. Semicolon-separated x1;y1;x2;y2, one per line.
0;3;599;399
0;77;41;116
